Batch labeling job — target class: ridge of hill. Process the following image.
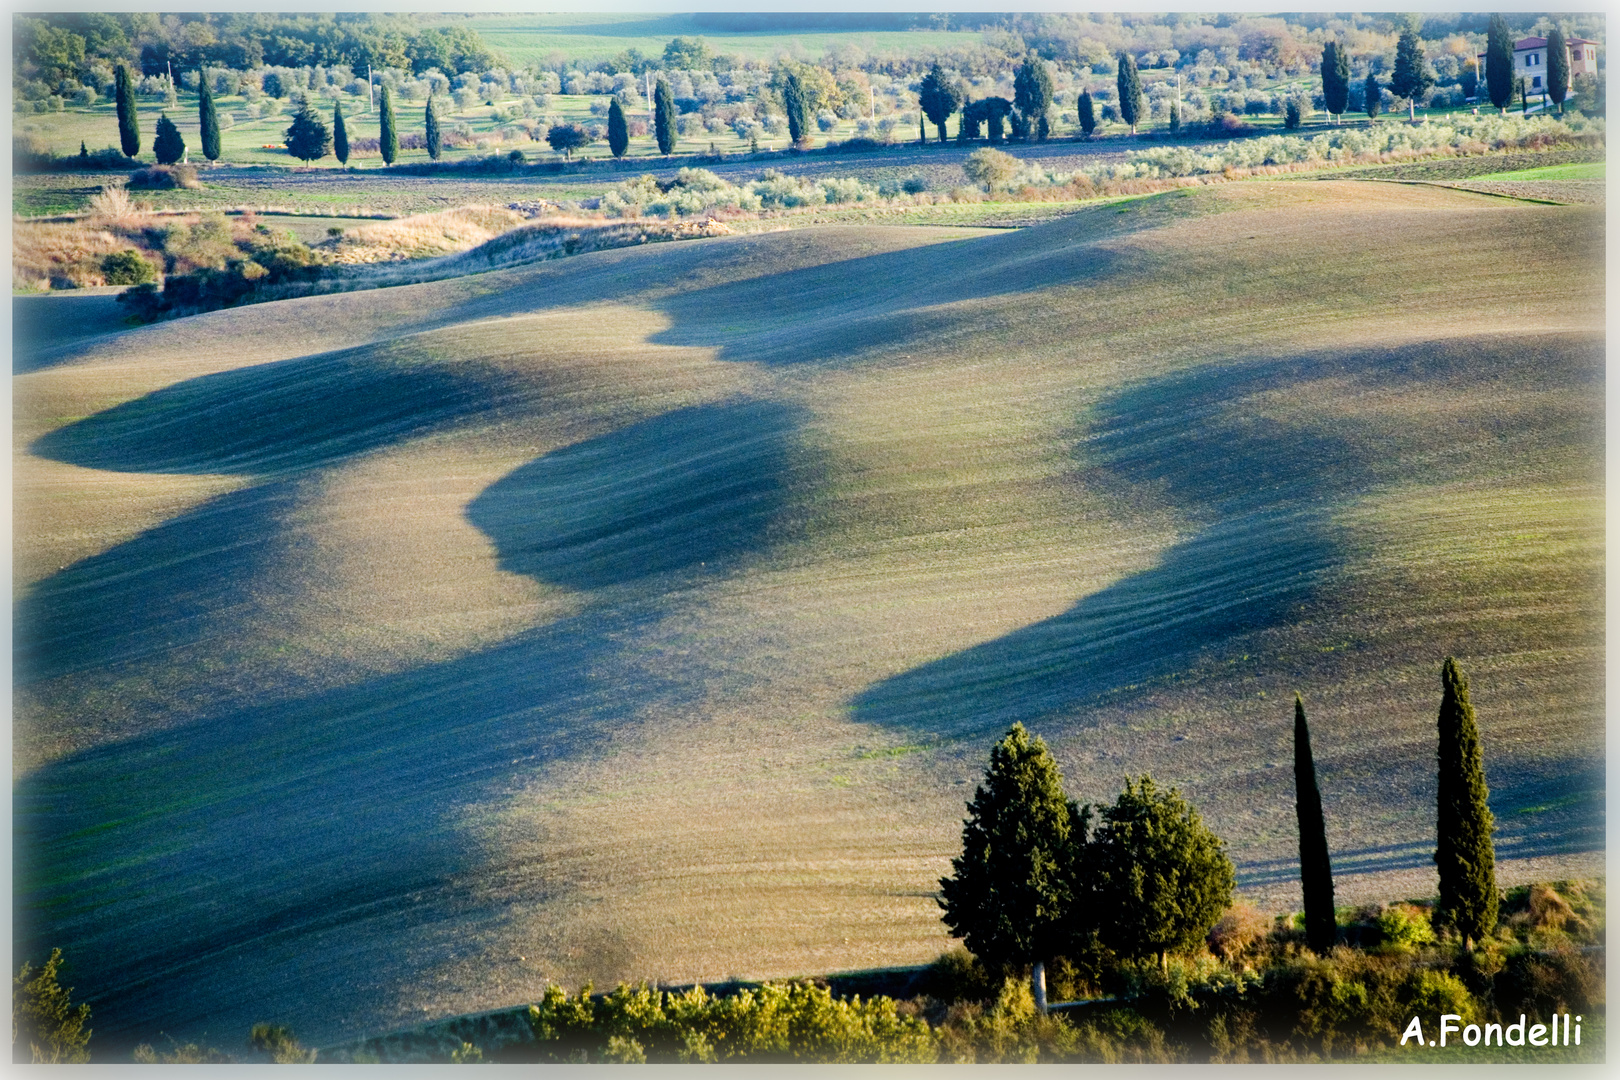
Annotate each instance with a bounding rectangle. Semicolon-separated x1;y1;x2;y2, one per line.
12;181;1603;1051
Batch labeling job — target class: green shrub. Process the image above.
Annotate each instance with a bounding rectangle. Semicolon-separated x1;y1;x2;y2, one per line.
1375;904;1437;950
248;1023;315;1064
101;249;155;285
133;1039;232;1063
913;948;996;1004
934;977;1082;1063
13;948;91;1064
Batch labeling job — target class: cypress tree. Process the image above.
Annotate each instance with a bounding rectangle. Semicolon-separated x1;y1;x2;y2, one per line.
1294;695;1336;953
654;77;677;155
1321;41;1350;124
1546;26;1570;115
1390;25;1435;122
1434;657;1497;948
1116;52;1143;134
939;722;1078;1010
379;83;398;165
607;97;628;157
198;72;220;161
424;96;442;160
115;63;140;158
1013;52;1054;140
917;62;964;144
152;113;185;165
1363;73;1381;121
1077;88;1096;137
1167;98;1180;134
333;101;349;165
782;71;809;146
1485;14;1514;115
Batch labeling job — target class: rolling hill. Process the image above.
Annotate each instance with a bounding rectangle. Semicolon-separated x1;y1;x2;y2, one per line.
12;180;1604;1052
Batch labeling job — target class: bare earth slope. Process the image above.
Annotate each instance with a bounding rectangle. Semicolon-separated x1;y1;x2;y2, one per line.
13;181;1603;1051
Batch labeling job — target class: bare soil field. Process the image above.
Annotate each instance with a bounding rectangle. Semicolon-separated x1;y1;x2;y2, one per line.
12;180;1603;1053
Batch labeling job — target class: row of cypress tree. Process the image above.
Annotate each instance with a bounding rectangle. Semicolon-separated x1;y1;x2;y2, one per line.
1293;657;1499;953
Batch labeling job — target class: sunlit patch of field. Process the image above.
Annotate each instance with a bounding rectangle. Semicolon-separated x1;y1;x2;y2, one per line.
12;181;1602;1052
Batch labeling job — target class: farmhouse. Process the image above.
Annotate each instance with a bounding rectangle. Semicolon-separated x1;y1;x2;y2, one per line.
1477;35;1600;95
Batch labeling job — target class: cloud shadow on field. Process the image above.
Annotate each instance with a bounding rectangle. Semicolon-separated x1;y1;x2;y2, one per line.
30;343;517;475
467;400;811;590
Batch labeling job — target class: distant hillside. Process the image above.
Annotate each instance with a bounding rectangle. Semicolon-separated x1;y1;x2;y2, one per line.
12;179;1603;1052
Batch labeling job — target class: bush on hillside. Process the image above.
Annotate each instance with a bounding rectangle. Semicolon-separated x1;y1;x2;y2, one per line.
13;949;92;1064
127;164;199;190
100;250;155;285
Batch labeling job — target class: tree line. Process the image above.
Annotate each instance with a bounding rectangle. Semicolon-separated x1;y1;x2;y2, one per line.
940;656;1501;1008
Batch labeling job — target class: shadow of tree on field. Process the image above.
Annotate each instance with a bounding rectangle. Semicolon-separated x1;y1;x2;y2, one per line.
32;341;522;476
14;396;821;1050
468;400;813;590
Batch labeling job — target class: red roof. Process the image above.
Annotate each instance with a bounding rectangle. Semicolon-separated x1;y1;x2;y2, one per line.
1514;37;1547;49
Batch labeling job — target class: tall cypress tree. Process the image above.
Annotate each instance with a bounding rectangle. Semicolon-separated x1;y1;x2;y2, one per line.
1013;52;1054;140
424;95;442;160
1321;41;1350;124
1545;26;1570;115
1390;25;1435;121
782;71;809;146
1116;52;1143;134
379;83;398;165
607;97;628;157
654;77;677;155
198;72;220;161
332;101;349;165
1077;88;1096;137
1434;657;1498;948
1293;695;1336;953
115;63;140;158
1485;15;1514;115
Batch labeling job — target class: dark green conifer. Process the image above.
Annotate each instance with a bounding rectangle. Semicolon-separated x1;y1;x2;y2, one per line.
607;97;628;157
917;62;964;144
654;78;676;154
198;73;220;161
1077;88;1096;136
782;71;809;146
1363;73;1381;121
1485;15;1514;114
333;101;349;165
1116;52;1143;134
115;63;140;158
1293;695;1336;953
1390;25;1435;121
1434;657;1498;948
939;722;1077;1008
1013;52;1054;140
424;96;441;160
152;113;185;165
1321;41;1350;123
283;99;330;164
379;83;398;165
1546;26;1570;114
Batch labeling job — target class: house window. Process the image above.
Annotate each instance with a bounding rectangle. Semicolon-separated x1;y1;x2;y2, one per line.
1533;75;1542;88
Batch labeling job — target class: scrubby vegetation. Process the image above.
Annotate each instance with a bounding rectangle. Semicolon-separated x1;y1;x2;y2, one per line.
12;949;91;1064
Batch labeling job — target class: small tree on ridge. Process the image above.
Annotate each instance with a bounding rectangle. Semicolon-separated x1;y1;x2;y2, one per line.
198;72;220;161
1117;52;1144;134
284;99;331;164
379;83;399;164
607;97;629;157
114;63;140;158
152;113;185;165
1434;657;1497;948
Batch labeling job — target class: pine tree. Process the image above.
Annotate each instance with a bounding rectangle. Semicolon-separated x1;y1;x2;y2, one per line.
115;63;140;158
1546;26;1570;115
1434;657;1498;948
1363;73;1381;121
1077;88;1096;137
782;71;809;146
917;62;964;144
1294;695;1336;953
1390;25;1435;122
283;100;331;164
379;83;398;165
607;97;629;157
1013;52;1054;140
152;114;185;165
939;722;1078;1009
198;73;220;161
1485;14;1514;115
425;96;442;160
1321;41;1350;124
654;78;677;154
1092;775;1234;971
1116;52;1143;134
333;101;349;165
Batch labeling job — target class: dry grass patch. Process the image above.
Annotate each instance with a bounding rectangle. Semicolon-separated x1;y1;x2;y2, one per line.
322;205;531;263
